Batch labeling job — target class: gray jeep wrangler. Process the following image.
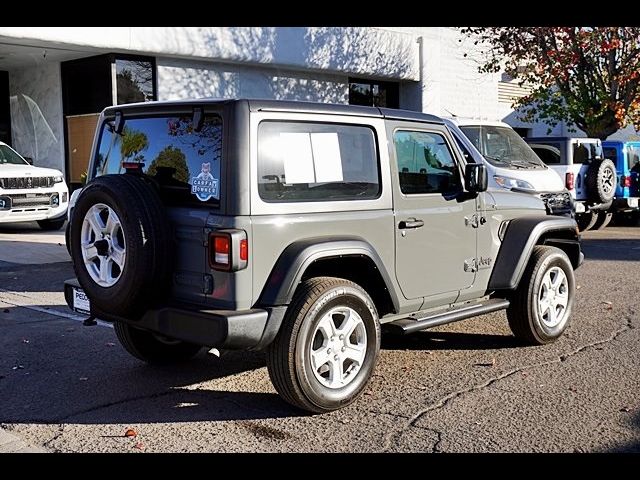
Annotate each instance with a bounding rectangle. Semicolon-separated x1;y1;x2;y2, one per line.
64;99;583;413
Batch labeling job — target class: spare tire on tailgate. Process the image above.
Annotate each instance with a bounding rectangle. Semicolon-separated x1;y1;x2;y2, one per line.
585;158;616;204
69;174;172;317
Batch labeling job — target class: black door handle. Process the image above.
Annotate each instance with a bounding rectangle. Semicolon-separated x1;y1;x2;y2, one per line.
399;219;425;229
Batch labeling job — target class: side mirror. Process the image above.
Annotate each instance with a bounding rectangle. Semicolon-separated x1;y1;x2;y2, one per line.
465;163;488;193
24;157;34;165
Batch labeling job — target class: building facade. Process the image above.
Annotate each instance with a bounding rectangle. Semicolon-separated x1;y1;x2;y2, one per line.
1;27;636;187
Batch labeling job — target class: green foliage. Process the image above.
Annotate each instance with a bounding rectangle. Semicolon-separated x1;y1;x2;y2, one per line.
120;127;148;163
147;146;190;183
461;27;640;139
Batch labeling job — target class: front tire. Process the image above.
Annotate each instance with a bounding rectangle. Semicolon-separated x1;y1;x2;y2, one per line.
114;321;201;364
266;277;381;413
506;246;575;345
38;218;66;231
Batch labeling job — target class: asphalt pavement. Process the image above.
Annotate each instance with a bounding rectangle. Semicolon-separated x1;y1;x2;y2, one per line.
0;222;638;452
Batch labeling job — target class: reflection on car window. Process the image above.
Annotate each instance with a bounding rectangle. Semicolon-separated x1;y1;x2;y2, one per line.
531;145;561;165
394;130;461;195
94;115;222;203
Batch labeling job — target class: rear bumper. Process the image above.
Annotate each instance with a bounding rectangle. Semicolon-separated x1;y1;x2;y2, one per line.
612;197;639;212
63;279;285;350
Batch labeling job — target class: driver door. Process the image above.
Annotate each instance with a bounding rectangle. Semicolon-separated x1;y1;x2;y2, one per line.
388;122;478;304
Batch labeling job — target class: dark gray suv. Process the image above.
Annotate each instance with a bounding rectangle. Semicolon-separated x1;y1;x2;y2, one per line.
64;99;583;413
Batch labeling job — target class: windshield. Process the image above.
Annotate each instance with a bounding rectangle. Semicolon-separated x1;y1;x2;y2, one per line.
459;125;545;169
0;144;29;165
94;114;222;205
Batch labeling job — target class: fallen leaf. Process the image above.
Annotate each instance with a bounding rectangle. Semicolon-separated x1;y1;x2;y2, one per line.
602;301;612;306
576;285;581;290
12;365;24;370
620;406;631;413
133;442;144;450
79;377;88;381
124;428;137;438
22;339;30;344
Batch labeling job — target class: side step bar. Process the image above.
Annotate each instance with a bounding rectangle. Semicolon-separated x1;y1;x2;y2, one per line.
386;298;510;335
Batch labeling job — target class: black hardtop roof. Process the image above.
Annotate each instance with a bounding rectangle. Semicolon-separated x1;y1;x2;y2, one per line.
103;98;444;125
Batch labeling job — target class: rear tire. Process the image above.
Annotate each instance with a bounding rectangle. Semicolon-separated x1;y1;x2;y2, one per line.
506;246;575;345
266;277;380;413
114;321;201;364
591;211;613;230
38;218;66;231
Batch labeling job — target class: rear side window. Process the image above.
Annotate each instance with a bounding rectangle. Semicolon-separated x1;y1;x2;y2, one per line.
603;147;617;162
94;115;223;205
394;130;461;195
572;142;602;164
257;121;380;202
532;145;561;165
626;145;640;171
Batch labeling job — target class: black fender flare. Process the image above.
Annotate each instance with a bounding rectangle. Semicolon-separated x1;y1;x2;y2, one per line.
257;236;400;312
488;216;582;291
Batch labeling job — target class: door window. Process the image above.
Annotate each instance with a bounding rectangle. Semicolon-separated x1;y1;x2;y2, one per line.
394;130;461;195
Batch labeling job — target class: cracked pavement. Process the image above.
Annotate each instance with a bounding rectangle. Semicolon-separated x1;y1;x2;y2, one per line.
0;225;638;452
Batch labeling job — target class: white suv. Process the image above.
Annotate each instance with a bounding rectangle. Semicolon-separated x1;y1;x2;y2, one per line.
443;119;572;216
0;141;69;230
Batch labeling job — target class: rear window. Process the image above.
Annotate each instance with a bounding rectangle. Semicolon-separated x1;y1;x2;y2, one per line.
257;121;380;202
93;115;222;205
572;142;602;164
626;145;640;171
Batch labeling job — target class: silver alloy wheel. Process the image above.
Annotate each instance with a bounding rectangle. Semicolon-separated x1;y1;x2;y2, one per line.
309;306;367;389
537;266;569;328
602;167;615;195
80;203;126;287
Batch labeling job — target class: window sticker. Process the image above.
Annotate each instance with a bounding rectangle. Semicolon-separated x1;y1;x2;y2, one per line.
191;162;219;201
311;132;343;182
281;132;316;184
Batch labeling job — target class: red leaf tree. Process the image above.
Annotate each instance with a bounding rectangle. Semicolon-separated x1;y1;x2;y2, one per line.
462;27;640;139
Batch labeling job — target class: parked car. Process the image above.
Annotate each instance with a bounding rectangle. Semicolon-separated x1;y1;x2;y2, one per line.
64;100;582;413
524;137;617;231
0;141;69;230
602;140;640;225
443;118;572;217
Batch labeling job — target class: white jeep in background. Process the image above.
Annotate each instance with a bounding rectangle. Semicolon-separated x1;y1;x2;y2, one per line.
0;141;69;230
524;137;616;231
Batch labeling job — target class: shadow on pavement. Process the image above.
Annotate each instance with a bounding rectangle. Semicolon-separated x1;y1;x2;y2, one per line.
580;238;640;262
605;410;640;453
381;330;522;351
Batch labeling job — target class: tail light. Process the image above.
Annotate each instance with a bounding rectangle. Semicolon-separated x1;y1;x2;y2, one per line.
209;230;248;271
621;175;631;188
565;172;575;190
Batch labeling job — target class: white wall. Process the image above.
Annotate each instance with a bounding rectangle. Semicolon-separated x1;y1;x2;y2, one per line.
8;62;64;171
157;58;349;104
0;27;419;82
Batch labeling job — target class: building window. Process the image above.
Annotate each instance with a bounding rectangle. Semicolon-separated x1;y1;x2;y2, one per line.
115;57;156;104
348;78;399;108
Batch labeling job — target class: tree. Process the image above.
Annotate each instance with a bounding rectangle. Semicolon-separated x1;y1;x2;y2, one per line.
462;27;640;139
147;146;190;183
118;127;148;172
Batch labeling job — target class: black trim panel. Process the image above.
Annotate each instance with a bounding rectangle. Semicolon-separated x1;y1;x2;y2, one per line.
488;216;580;290
257;237;399;311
